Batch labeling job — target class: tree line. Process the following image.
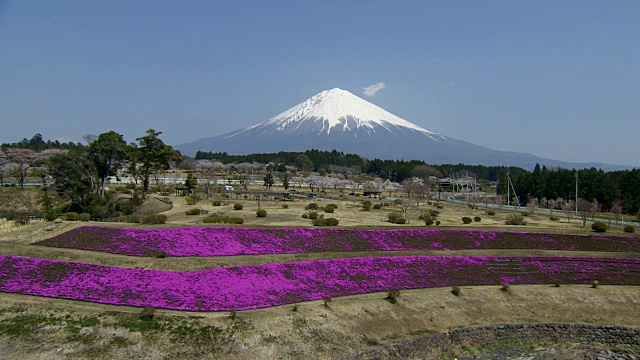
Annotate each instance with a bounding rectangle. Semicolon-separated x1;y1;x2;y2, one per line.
500;164;640;214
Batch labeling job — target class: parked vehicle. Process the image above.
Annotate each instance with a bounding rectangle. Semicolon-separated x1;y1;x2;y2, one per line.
307;193;317;199
224;186;234;191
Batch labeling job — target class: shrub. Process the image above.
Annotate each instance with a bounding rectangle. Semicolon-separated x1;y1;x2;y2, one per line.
233;203;243;210
623;225;635;233
428;209;440;218
436;203;444;209
591;280;600;288
140;307;155;321
388;212;402;223
373;203;382;210
505;214;527;226
306;203;319;210
256;209;267;217
185;208;201;215
79;213;91;221
308;211;319;220
16;215;30;225
451;286;461;296
301;213;308;219
325;218;339;226
185;197;198;205
282;204;289;209
395;218;406;224
461;217;472;224
500;283;511;292
362;200;372;211
473;216;481;222
147;250;168;258
328;203;338;209
143;214;167;224
435;220;441;226
424;216;434;226
64;212;80;221
324;205;335;213
385;287;400;304
202;216;244;224
44;208;61;222
312;217;339;226
550;216;560;221
212;200;222;206
487;209;496;216
591;222;608;233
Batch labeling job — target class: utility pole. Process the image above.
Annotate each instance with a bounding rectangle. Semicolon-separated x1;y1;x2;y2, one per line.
575;171;579;216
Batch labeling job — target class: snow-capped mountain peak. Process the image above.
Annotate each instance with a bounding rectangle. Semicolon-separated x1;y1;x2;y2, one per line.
235;88;443;139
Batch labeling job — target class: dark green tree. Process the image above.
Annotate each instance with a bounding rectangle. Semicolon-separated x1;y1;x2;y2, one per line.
263;170;274;189
185;173;197;194
135;129;182;196
89;131;129;196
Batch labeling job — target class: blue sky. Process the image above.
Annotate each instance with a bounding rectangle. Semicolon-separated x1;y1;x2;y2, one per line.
1;1;638;166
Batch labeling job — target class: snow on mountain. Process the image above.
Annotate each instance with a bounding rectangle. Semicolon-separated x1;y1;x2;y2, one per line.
175;88;629;171
229;88;444;140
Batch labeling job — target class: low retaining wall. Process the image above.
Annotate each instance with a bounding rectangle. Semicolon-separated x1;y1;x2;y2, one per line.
349;323;640;359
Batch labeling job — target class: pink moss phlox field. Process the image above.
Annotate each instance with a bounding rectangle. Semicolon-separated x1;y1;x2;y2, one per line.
34;226;640;257
1;255;638;311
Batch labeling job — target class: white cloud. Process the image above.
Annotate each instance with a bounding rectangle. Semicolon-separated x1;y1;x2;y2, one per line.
362;82;386;96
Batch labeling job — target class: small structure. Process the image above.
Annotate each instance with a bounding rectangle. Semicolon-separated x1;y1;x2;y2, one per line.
362;190;383;198
175;186;188;197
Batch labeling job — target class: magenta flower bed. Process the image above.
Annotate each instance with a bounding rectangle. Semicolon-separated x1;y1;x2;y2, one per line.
1;254;638;311
34;226;640;257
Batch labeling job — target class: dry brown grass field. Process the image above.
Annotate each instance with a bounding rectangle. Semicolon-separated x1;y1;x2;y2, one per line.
0;190;639;359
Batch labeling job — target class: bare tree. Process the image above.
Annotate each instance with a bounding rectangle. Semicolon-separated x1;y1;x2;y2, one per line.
611;200;623;224
562;199;574;223
578;199;600;227
400;198;412;219
526;194;539;216
5;148;37;189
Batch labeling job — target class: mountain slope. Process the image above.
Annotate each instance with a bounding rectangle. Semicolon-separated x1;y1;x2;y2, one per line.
176;88;627;171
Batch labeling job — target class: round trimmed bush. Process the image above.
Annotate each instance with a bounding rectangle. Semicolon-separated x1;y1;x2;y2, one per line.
550;216;560;221
256;209;267;217
487;209;496;216
623;225;635;233
79;213;91;221
373;203;382;210
362;200;372;211
143;214;167;224
282;204;289;209
461;217;472;224
212;200;222;206
324;205;335;213
302;213;308;219
64;212;79;221
233;203;243;210
473;216;481;222
185;208;201;215
395;218;406;224
306;203;319;210
591;222;608;233
424;216;434;226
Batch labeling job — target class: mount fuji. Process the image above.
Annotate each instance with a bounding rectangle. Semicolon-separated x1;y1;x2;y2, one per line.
176;88;625;170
